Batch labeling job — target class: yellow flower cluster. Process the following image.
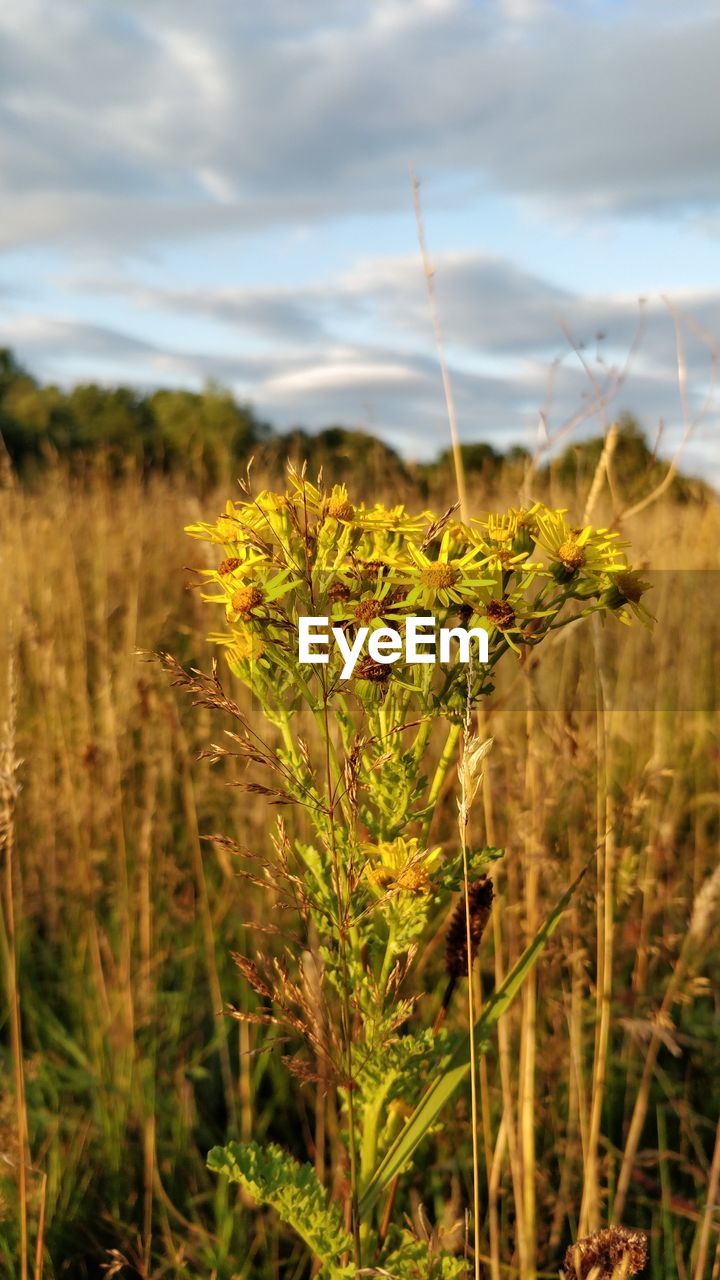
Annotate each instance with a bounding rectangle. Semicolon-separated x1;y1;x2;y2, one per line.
186;469;650;693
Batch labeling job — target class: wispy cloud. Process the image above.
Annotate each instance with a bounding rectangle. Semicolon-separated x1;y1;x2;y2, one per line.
0;1;718;474
4;256;717;473
1;1;719;253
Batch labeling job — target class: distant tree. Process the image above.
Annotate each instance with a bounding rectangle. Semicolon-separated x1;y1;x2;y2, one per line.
148;386;260;477
0;353;75;463
258;425;411;491
436;442;502;473
552;414;660;499
505;444;531;467
0;347;31;395
0;350;711;503
65;384;153;455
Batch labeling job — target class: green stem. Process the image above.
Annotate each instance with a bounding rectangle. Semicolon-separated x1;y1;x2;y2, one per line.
276;709;302;766
412;717;432;766
319;678;362;1273
420;721;462;843
377;920;396;995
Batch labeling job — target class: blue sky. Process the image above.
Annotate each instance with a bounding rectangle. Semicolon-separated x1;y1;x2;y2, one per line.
1;0;719;476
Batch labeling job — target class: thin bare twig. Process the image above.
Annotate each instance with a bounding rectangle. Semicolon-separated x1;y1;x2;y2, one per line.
410;166;468;520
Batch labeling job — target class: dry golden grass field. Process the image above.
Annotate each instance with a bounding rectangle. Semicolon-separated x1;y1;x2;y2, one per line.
0;451;718;1279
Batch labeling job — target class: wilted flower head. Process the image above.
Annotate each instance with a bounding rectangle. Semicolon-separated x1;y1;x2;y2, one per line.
600;570;654;626
230;584;265;618
561;1226;648;1279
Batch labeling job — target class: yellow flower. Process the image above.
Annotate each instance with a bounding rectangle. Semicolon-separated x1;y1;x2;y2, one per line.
397;529;492;608
534;509;626;583
510;503;542;556
209;628;265;669
354;503;430;537
325;485;355;523
470;507;543;571
476;512;516;546
216;514;242;543
363;837;441;895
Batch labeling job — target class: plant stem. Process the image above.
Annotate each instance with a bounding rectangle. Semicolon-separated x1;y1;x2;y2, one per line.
320;677;362;1273
1;656;29;1280
421;721;462;843
463;837;482;1280
580;638;615;1236
460;697;482;1280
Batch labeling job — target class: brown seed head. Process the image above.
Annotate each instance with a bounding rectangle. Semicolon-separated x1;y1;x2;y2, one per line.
360;559;388;578
486;598;516;631
218;557;243;576
445;878;494;981
355;656;391;684
561;1227;648;1279
327;581;351;602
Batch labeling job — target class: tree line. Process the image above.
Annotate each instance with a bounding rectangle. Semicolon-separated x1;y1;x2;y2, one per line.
0;347;706;501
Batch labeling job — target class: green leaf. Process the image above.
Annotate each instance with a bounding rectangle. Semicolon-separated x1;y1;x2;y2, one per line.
208;1140;354;1277
358;861;589;1216
382;1236;468;1278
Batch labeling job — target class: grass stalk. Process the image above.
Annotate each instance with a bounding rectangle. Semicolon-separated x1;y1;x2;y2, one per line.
579;635;616;1236
1;654;29;1280
410;165;467;521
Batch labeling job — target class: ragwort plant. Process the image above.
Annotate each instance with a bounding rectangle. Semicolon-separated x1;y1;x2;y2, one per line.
175;466;649;1278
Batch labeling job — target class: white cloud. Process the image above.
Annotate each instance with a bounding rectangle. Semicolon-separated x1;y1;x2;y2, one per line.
1;1;718;479
0;1;719;252
262;361;416;395
5;253;718;473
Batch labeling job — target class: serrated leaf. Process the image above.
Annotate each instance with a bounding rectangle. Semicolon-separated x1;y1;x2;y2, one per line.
208;1140;354;1277
359;861;589;1215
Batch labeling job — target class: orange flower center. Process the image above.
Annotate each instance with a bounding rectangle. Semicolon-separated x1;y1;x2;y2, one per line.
353;598;385;624
558;540;586;572
419;563;461;590
231;584;265;617
327;497;355;522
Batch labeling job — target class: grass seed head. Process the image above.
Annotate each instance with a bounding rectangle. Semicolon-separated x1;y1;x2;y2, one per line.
445;877;494;981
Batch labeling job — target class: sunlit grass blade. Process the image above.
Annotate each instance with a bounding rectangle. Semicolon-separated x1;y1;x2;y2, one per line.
359;861;590;1217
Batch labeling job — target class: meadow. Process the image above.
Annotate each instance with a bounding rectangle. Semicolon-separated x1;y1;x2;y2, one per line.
0;444;718;1279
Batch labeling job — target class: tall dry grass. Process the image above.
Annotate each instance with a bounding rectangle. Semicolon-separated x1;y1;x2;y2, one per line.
0;453;718;1277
